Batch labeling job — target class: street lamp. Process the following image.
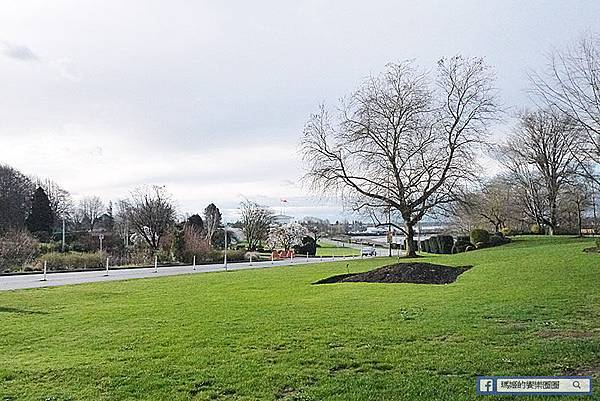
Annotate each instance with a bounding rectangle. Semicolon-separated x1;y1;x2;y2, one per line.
223;224;228;271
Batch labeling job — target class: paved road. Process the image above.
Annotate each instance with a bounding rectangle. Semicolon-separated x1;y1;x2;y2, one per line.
322;239;401;257
0;255;364;291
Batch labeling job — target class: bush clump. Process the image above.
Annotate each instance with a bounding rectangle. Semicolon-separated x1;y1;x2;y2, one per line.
452;239;474;254
428;237;440;254
0;230;40;272
489;234;511;247
437;235;454;254
293;236;317;256
224;250;248;262
424;235;454;254
470;229;490;246
530;224;541;234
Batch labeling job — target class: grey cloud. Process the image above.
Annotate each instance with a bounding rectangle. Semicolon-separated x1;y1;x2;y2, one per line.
1;42;39;62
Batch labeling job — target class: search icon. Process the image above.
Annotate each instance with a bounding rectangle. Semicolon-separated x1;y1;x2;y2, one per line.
572;380;581;389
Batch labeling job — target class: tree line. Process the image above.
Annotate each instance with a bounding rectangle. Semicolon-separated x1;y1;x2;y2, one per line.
0;167;345;271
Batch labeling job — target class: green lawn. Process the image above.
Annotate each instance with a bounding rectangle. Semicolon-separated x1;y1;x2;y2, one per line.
1;236;599;400
316;241;360;256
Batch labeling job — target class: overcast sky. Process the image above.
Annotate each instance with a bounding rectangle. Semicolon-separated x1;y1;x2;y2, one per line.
1;1;599;221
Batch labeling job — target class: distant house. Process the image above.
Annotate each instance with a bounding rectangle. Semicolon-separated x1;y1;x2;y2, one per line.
272;214;294;226
92;213;114;233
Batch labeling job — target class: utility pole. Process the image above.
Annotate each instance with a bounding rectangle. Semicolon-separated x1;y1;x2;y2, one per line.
223;224;228;270
593;183;598;233
61;218;66;252
125;222;129;247
388;206;392;257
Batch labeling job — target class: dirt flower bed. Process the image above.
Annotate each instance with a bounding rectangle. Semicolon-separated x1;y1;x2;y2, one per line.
314;262;472;285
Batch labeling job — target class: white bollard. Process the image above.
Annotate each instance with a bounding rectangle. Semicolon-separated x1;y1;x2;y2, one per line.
250;254;253;266
271;253;274;265
104;257;109;276
192;255;196;271
154;255;158;273
306;252;309;262
42;260;47;281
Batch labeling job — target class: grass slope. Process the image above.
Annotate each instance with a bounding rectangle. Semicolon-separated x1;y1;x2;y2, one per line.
0;236;598;400
316;242;360;256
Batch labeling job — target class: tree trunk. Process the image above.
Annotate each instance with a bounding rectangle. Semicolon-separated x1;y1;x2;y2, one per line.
577;203;583;237
405;223;417;257
548;198;557;235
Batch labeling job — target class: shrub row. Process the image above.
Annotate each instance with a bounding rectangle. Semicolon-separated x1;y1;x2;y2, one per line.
35;249;256;271
420;235;454;254
39;251;108;271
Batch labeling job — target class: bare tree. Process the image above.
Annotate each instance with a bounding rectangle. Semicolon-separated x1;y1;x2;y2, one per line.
119;186;176;252
77;196;105;232
301;57;498;256
560;178;593;236
454;176;516;232
498;109;580;235
299;217;330;241
530;34;600;184
239;200;274;251
203;203;222;246
34;178;73;221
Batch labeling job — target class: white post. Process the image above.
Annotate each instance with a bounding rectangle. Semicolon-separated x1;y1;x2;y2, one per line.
306;252;309;262
192;255;196;271
249;254;253;266
271;253;274;264
42;260;47;281
154;255;158;273
105;257;109;276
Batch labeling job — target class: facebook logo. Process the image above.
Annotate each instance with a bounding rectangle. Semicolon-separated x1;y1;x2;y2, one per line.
477;377;495;394
476;376;592;395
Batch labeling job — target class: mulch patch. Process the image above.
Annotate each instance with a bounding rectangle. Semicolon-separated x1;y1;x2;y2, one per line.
583;247;600;254
313;262;472;285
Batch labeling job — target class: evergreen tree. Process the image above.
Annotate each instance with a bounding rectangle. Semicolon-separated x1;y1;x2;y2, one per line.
25;187;54;237
172;224;186;262
203;204;222;246
186;214;204;233
106;201;114;230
